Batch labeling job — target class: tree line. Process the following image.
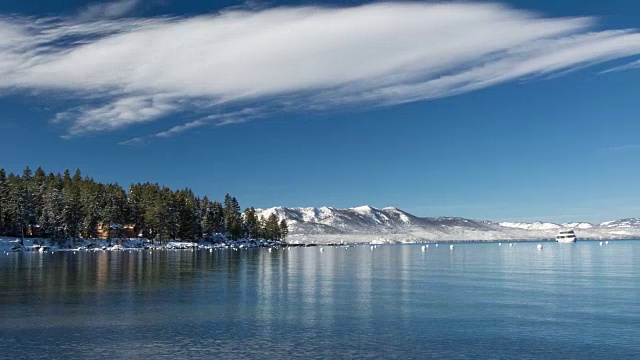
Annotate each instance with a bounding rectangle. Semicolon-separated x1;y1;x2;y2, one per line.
0;167;288;244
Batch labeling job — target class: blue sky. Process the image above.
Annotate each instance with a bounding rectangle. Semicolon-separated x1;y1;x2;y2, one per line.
1;0;640;223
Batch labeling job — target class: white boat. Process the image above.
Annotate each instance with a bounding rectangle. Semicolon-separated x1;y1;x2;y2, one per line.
556;229;576;243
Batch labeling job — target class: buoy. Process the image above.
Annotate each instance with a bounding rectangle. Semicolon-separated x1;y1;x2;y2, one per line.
509;243;513;247
537;244;543;250
498;243;502;246
449;244;454;250
320;247;324;252
605;241;609;245
421;245;426;252
599;242;603;246
435;244;438;247
371;246;374;250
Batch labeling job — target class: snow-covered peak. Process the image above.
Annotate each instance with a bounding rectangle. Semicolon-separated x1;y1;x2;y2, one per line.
561;222;594;229
498;221;561;230
351;205;377;213
599;218;640;228
256;206;640;241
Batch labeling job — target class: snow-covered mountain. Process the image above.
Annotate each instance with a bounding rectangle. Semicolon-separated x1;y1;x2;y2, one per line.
257;206;640;244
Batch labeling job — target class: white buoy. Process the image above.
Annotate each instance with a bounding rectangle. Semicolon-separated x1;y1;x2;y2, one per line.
599;241;603;246
421;245;426;252
425;244;429;248
537;244;543;250
435;244;438;247
498;243;502;246
449;244;454;250
605;241;609;245
268;248;272;252
320;247;324;252
371;246;374;250
509;243;514;247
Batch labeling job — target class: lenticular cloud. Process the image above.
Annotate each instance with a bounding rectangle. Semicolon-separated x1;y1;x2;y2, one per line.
0;2;639;139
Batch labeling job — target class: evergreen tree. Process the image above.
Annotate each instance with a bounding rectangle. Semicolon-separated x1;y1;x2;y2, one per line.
41;176;66;243
127;183;145;238
0;166;277;245
80;182;102;239
243;207;260;239
262;213;281;241
0;169;7;235
211;201;225;234
176;188;201;241
62;170;83;241
279;219;289;241
6;169;35;244
101;184;128;244
200;196;215;235
223;194;242;239
31;167;47;237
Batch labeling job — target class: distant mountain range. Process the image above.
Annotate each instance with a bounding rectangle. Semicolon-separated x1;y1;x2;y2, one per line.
256;206;640;244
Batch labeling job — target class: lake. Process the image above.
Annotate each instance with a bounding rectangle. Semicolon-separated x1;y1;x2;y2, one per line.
1;241;639;359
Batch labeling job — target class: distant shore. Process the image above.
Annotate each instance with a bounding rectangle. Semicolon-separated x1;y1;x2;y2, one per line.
1;236;636;253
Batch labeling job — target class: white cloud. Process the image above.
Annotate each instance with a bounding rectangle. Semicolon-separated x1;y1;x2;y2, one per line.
77;0;140;20
601;59;640;74
0;2;640;139
56;94;178;135
131;107;264;142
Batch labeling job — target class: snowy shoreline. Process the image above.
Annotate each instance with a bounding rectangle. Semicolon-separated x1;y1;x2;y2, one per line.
0;237;288;253
1;235;636;253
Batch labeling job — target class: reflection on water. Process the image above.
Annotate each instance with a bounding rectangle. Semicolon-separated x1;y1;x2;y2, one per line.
1;242;639;359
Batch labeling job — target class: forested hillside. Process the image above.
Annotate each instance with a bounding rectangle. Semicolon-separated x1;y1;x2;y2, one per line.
0;167;287;243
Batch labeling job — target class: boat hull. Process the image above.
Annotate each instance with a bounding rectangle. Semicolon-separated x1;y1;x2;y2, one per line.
556;237;576;243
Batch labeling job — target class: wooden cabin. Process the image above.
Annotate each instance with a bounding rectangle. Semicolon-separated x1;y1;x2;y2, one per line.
97;223;138;239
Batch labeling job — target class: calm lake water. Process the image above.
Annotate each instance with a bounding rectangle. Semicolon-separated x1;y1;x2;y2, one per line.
1;241;639;359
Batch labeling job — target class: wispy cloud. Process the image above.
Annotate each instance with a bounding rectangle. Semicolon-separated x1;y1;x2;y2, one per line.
600;59;640;74
54;94;179;136
154;108;263;138
1;2;640;140
118;107;263;144
77;0;140;20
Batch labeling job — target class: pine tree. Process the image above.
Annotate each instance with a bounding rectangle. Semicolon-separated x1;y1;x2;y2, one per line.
101;184;128;244
31;167;47;237
80;182;102;239
0;166;277;245
41;176;66;243
0;169;7;235
279;219;289;241
62;170;83;242
211;201;225;234
223;194;242;239
200;196;215;235
176;188;201;241
261;213;281;241
5;169;36;244
243;207;259;239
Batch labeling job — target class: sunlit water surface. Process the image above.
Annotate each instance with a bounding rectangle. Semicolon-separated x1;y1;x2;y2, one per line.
1;241;639;359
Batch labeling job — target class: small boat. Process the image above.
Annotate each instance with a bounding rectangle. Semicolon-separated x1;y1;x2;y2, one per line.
556;229;576;243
